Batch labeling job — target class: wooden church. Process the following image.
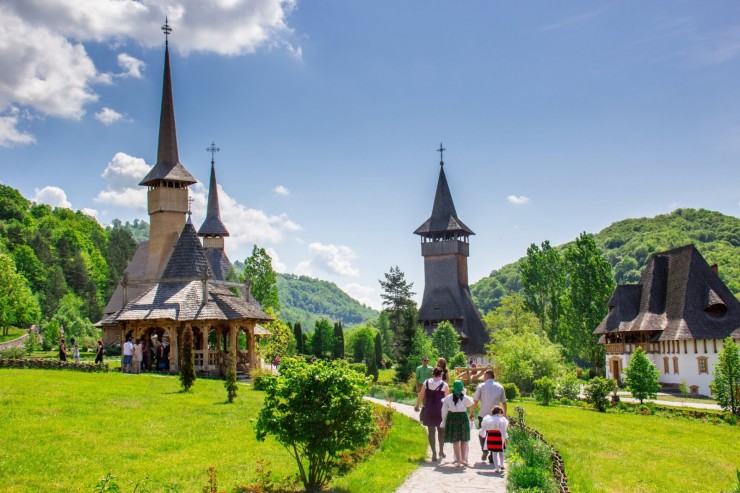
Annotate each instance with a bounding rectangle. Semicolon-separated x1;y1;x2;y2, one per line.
97;24;271;376
414;146;488;356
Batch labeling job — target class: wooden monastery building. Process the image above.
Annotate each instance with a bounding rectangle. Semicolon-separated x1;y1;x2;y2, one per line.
594;244;740;396
97;27;271;375
415;147;488;356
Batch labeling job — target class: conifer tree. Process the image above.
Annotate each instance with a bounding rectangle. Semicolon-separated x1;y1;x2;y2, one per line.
332;322;344;359
711;337;740;415
379;266;416;357
179;324;196;392
224;343;238;403
293;322;304;354
624;347;660;404
374;331;383;368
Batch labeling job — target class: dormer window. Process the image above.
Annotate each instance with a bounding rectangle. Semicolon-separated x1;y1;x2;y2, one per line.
705;288;727;318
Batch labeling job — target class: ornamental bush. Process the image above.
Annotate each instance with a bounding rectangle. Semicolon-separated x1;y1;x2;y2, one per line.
224;344;238;403
503;382;520;402
254;357;375;492
556;373;581;400
585;377;616;412
179;324;196;392
533;376;556;406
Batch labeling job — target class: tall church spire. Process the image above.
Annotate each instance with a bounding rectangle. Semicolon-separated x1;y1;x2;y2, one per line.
139;20;196;186
198;143;229;238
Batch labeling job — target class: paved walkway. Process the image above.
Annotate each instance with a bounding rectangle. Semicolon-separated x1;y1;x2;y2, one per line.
365;397;506;493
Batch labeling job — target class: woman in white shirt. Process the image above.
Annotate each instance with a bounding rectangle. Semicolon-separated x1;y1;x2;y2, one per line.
441;380;474;467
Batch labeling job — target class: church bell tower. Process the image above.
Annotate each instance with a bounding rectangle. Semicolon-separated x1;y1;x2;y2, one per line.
414;144;488;355
138;20;197;279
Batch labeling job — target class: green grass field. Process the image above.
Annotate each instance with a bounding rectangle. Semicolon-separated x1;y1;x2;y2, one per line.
517;401;740;493
0;369;426;492
0;327;25;343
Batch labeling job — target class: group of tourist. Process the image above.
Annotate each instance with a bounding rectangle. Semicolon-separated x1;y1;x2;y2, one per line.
58;337;105;365
122;336;169;373
414;356;509;470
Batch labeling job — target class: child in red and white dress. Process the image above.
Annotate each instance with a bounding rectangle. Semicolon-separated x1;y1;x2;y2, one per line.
478;405;509;471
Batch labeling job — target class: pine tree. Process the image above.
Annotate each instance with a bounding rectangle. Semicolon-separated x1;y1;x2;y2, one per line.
332;322;344;359
224;343;238;403
624;347;660;404
374;331;383;368
394;306;420;382
377;311;392;356
179;324;196;392
711;337;740;415
293;322;304;355
378;266;416;358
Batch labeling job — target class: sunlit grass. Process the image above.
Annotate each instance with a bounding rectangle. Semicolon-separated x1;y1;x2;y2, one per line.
0;326;25;343
517;401;740;493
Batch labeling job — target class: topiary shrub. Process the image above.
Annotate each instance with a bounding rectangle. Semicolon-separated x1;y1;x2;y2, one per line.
179;324;196;392
503;382;519;402
224;344;238;403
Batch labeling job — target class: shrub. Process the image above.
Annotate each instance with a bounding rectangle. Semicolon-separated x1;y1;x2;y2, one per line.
179;324;196;392
349;362;366;375
251;367;274;391
506;427;557;493
224;344;238;403
254;358;375;492
679;379;688;398
448;351;467;370
507;464;557;493
24;332;37;355
559;397;574;406
635;404;654;416
104;343;122;357
0;347;25;359
585;377;616;412
366;362;379;383
556;374;580;400
503;382;520;402
533;377;556;406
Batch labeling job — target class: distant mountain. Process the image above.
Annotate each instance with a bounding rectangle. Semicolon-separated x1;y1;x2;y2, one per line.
471;208;740;314
276;273;379;329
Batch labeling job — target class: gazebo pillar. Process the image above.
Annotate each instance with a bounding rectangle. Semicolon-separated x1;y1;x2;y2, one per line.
216;329;223;353
248;323;257;369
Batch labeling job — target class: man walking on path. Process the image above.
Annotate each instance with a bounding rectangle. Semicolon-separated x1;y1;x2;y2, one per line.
122;336;134;373
470;369;507;462
415;356;433;392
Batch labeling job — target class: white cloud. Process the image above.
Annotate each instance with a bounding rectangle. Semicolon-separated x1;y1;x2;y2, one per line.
117;53;145;78
341;283;379;309
273;185;290;196
95;107;125;125
265;247;286;273
94;152;150;210
0;1;300;144
33;186;72;209
506;195;531;205
294;243;360;278
0;111;35;147
80;207;99;218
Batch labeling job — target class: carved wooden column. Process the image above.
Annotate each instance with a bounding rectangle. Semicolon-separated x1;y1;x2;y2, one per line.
169;324;179;373
248;322;257;369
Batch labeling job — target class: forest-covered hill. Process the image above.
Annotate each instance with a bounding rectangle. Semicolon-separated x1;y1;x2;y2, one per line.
471;208;740;314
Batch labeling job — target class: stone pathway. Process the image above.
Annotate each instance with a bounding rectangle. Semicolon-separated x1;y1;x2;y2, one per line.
615;392;722;411
365;397;507;493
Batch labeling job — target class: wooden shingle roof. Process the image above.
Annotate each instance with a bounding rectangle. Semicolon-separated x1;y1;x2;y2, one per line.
414;165;474;236
198;162;229;237
594;244;740;340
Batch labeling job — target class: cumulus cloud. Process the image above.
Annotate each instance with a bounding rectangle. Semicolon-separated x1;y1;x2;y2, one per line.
273;185;290;196
95;107;125;125
34;186;72;208
80;208;99;218
0;1;300;144
341;283;379;309
265;247;287;273
294;243;360;278
506;195;531;205
117;53;145;78
94;152;150;210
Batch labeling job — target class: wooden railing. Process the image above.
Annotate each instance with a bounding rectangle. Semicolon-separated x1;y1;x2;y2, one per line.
605;343;625;354
605;342;657;354
454;366;491;384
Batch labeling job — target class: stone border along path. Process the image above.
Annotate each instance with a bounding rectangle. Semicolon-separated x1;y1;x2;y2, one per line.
364;397;507;493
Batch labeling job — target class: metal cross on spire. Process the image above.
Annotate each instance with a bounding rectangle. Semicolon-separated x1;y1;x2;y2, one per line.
162;17;172;45
206;142;220;164
437;142;446;166
187;196;193;222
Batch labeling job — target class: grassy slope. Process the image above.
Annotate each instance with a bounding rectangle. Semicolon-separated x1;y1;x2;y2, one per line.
0;370;426;493
517;401;740;493
0;327;25;344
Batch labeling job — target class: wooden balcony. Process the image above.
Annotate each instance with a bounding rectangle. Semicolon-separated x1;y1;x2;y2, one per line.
605;343;625;354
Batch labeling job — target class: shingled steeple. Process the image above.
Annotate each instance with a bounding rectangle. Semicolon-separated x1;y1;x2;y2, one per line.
198;159;229;238
415;144;487;355
141;21;196;280
198;143;233;281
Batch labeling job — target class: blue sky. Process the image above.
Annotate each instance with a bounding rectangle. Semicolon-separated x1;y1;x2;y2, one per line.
1;1;739;309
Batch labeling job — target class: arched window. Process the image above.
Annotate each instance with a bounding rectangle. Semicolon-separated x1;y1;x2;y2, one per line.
672;357;679;374
663;357;669;374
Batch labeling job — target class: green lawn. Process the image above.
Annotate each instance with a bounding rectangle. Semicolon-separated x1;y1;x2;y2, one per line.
377;369;394;383
0;369;426;492
517;401;740;493
0;327;25;343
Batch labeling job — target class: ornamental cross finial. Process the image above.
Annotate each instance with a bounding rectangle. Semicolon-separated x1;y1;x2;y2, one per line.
187;196;193;217
206;142;220;164
437;142;446;166
162;17;172;45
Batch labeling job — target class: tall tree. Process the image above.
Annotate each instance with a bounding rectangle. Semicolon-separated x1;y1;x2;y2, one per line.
377;311;392;356
243;245;280;313
259;309;296;363
106;224;137;298
563;232;615;370
378;266;416;357
374;331;383;369
0;253;40;336
711;337;740;416
293;322;304;354
312;318;334;359
624;347;660;404
332;322;344;359
393;305;422;382
431;321;461;361
520;241;566;343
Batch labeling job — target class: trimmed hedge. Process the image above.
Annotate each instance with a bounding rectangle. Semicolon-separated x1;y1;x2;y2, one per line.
0;358;110;372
